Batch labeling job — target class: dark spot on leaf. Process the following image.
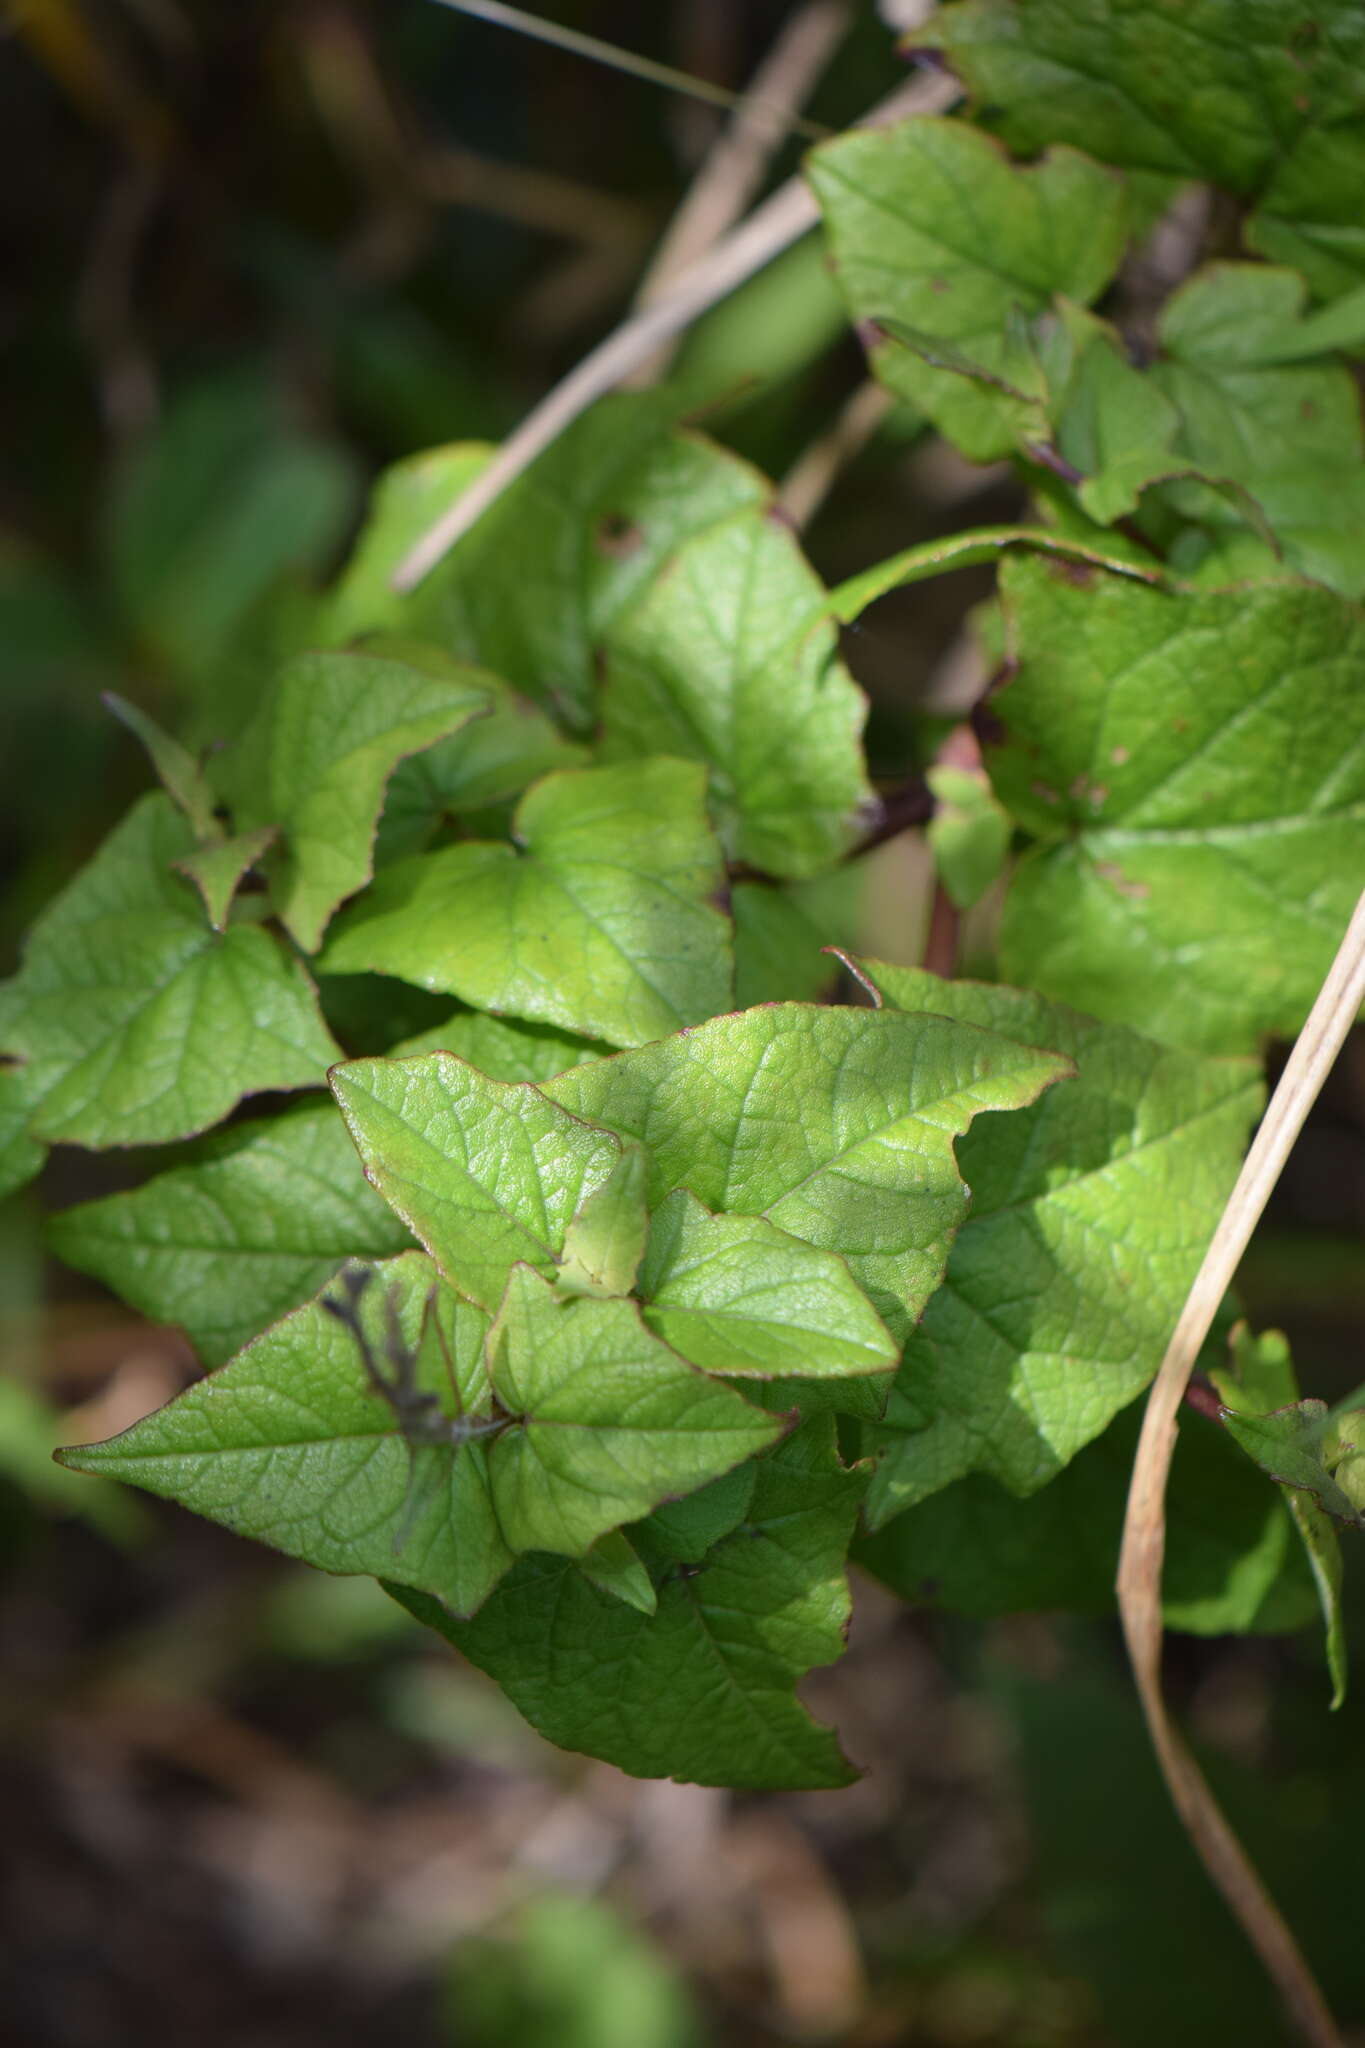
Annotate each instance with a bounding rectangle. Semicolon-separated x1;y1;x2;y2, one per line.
1173;717;1189;733
595;514;644;559
765;501;798;533
1056;559;1096;588
930;276;949;294
1030;781;1060;806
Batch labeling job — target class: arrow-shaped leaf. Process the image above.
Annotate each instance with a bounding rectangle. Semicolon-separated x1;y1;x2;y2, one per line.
389;1416;867;1790
218;648;492;951
639;1187;897;1383
319;758;733;1049
331;1051;628;1311
483;1265;782;1558
0;793;339;1150
58;1254;513;1617
546;1003;1073;1341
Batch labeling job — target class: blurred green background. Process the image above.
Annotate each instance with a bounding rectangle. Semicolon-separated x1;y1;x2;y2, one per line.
3;5;1363;2044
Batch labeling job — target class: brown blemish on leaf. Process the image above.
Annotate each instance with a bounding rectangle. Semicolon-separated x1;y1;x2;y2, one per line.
1111;745;1130;766
1096;861;1150;900
1030;781;1061;806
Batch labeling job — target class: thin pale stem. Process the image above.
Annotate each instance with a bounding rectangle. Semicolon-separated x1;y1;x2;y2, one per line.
778;379;895;528
389;67;958;592
1117;887;1365;2048
628;0;849;384
426;0;829;141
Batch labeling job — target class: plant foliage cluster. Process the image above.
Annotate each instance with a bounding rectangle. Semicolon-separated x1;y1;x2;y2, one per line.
12;0;1365;1790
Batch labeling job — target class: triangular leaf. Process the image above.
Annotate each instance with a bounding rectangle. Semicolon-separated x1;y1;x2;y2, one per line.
988;556;1365;1053
0;793;339;1149
807;117;1127;460
1213;1326;1349;1706
389;1417;867;1790
578;1529;658;1615
556;1143;649;1300
638;1188;897;1384
49;1100;413;1367
483;1266;782;1559
317;396;768;733
319;758;733;1048
330;1050;628;1311
104;690;218;838
59;1254;514;1617
852;962;1262;1512
174;824;277;932
547;1002;1073;1342
217;648;492;951
600;509;873;877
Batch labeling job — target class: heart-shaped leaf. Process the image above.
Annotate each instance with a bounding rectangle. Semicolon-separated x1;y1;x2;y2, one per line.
547;1002;1073;1340
319;758;733;1049
331;1050;628;1311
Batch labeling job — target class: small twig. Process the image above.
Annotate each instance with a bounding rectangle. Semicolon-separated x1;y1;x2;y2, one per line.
778;380;895;528
842;776;934;862
427;0;830;141
628;1;849;384
1117;888;1365;2048
389;66;959;592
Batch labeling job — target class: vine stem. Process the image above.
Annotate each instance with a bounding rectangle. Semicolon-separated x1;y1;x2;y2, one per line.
1116;887;1365;2048
388;65;958;593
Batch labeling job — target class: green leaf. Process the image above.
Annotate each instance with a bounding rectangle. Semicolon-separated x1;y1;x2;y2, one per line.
59;1254;515;1618
389;1417;867;1790
0;1065;47;1201
852;962;1261;1513
1213;1325;1348;1705
330;1051;627;1312
388;1008;607;1077
318;395;768;734
365;641;585;859
556;1144;649;1300
914;0;1365;196
483;1266;782;1559
319;759;733;1050
638;1188;897;1385
827;525;1164;623
1145;264;1365;596
108;370;359;694
0;793;340;1149
926;764;1011;910
858;1398;1315;1636
546;1002;1073;1342
216;649;491;951
49;1100;413;1368
1217;1401;1365;1525
987;557;1365;1053
1249;124;1365;303
600;509;872;877
104;691;217;838
173;825;278;933
1047;312;1183;524
731;871;859;1008
578;1530;658;1615
806;117;1126;460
